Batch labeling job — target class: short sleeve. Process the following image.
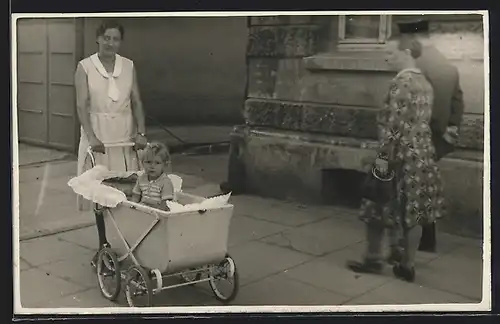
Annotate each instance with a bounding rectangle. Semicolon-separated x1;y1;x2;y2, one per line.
132;174;145;195
161;176;174;200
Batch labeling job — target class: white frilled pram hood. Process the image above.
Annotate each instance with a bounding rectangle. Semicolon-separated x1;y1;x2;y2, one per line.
68;165;138;208
68;165;232;211
165;192;232;213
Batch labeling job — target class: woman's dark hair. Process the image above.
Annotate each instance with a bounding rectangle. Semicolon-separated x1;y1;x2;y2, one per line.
96;20;125;40
389;33;423;59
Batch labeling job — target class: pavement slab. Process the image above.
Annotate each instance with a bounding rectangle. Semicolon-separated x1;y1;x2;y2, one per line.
17;143;72;167
37;250;99;289
283;242;393;298
18;258;33;271
15;144;487;310
231;195;332;227
20;267;86;308
345;279;479;305
18;160;77;183
57;225;99;251
227;214;290;247
229;272;351;305
30;288;119;308
183;183;224;198
415;245;483;301
20;235;93;267
227;241;314;287
259;217;365;257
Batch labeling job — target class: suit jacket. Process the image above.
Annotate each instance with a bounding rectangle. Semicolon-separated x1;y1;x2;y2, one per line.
416;45;465;160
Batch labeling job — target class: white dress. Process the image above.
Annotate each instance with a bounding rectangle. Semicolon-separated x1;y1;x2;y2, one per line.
76;53;140;211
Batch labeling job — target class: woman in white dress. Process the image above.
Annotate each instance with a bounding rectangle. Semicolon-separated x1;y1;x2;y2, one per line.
74;20;148;268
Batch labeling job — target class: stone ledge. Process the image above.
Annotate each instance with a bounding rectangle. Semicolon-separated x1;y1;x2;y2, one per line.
244;99;484;151
304;52;395;72
250;16;319;26
230;126;484;238
234;125;484;163
248;25;323;58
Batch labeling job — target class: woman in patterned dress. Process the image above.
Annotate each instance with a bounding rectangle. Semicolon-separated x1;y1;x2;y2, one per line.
347;34;445;282
74;20;148;268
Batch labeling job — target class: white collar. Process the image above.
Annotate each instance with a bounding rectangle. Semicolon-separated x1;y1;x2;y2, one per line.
90;53;123;79
395;67;421;79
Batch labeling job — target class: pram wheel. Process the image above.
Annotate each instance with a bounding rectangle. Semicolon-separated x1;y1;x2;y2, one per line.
209;254;239;303
125;265;154;307
96;248;121;301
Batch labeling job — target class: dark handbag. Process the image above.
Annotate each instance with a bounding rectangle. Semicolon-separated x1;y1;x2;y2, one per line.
360;165;396;204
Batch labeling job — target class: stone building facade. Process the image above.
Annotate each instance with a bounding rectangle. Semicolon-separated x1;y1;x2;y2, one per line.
228;14;485;238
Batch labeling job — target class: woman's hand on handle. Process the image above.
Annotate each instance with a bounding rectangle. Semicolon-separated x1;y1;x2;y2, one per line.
133;133;148;151
89;136;105;154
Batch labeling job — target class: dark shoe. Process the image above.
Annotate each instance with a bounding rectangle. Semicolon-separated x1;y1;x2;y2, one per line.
419;223;437;253
393;264;416;282
418;245;437;253
387;249;403;265
346;260;384;274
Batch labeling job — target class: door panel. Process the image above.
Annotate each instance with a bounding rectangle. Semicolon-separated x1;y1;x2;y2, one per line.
16;18;81;153
17;53;46;83
17;20;46;52
17;18;48;145
48;19;76;53
47;19;79;151
49;53;75;85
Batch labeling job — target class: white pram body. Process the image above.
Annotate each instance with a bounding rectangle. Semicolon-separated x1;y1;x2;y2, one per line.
68;142;239;307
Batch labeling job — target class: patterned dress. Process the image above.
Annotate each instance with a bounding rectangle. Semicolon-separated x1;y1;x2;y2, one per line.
359;68;445;229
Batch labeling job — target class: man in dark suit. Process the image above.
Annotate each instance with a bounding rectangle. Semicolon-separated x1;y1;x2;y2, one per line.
395;19;465;253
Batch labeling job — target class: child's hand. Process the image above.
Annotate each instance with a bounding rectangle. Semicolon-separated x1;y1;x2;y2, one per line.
130;193;141;203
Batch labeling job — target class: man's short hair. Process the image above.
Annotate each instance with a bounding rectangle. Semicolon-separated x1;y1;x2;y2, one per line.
388;33;424;59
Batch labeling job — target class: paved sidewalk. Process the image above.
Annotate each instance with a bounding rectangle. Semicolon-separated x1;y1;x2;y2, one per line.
17;188;484;309
15;143;486;310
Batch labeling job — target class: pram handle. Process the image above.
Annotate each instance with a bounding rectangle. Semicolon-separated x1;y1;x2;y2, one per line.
86;141;150;169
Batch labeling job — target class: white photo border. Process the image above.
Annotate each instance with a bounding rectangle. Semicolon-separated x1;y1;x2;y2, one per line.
11;9;491;315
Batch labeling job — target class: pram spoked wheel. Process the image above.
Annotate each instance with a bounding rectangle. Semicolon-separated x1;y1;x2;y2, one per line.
125;265;154;307
209;254;239;303
96;247;121;301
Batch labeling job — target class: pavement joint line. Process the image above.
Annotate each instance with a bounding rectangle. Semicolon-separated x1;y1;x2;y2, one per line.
338;276;396;306
19;221;96;242
280;270;354;300
232;212;297;229
336;251;483;304
256;232;366;258
229;227;292;249
237;212;323;229
238;254;318;289
37;266;96;291
292;214;361;229
18;156;77;169
17;257;40;272
29;286;96;308
56;237;96;252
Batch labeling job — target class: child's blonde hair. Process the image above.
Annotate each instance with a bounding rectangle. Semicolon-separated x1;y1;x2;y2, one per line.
142;142;171;165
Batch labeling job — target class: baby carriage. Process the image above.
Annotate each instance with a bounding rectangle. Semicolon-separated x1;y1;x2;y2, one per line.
69;142;239;307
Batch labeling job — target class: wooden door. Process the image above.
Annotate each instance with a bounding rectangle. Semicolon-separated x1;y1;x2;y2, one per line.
17;18;83;153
